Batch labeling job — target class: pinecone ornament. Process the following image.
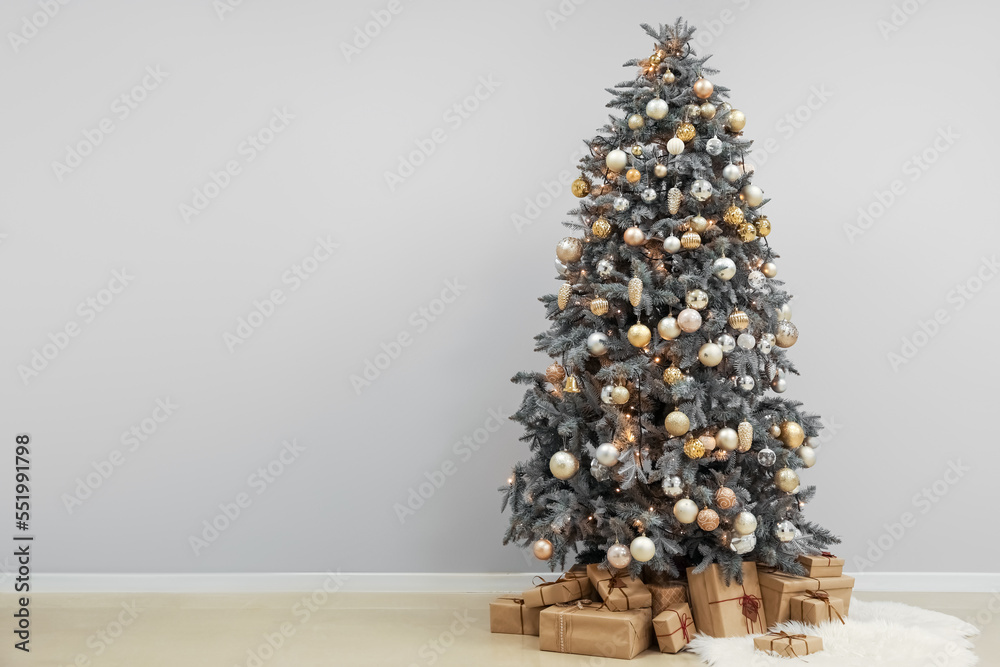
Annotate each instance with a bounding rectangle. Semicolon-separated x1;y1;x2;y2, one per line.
738;420;753;452
558;282;572;310
628;278;643;307
667;187;682;214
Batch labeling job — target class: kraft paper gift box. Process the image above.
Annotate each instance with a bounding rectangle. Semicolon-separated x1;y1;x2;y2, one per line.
758;569;855;625
790;590;846;625
652;602;696;654
521;574;593;608
596;575;652;612
644;569;689;616
754;631;824;658
539;601;652;660
587;563;614;594
685;562;767;638
489;596;542;635
565;564;588;580
797;552;845;578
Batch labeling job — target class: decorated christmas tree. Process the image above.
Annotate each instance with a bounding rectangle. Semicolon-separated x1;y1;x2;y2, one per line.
501;20;838;583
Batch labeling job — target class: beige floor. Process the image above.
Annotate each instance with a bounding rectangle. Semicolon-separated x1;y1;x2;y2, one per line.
1;591;996;666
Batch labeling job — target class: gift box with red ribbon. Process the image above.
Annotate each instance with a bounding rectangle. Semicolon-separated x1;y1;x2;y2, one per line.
790;589;846;626
685;562;767;637
797;551;845;578
758;569;854;625
652;602;696;653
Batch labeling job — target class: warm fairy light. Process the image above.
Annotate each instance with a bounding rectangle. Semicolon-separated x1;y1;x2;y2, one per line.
615;487;621;493
649;507;654;512
507;477;514;485
588;515;594;521
653;357;660;363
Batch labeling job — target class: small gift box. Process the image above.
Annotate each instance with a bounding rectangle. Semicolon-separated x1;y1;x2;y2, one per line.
652;602;696;654
522;574;593;608
686;562;767;637
539;600;652;660
754;631;824;658
797;552;845;578
597;575;652;612
790;590;846;625
758;570;855;625
489;596;542;635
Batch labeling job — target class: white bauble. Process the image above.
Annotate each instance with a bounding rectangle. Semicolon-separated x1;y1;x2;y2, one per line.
673;498;699;524
663;235;681;253
698;342;724;367
737;333;756;350
606;149;628;172
555;259;568;277
741;184;764;207
587;332;610;356
595;443;620;467
712;257;736;281
778;303;793;322
733;511;758;536
666;137;684;155
549;451;579;480
798;445;816;468
630;535;656;562
645;98;669;120
722;163;741;182
657;316;681;340
717;427;739;451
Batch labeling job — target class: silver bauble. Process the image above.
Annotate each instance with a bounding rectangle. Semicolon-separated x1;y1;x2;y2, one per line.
555;259;568;277
738;375;755;391
722;163;741;182
663;235;681;253
705;136;723;156
641;188;657;203
595;443;620;467
730;533;757;554
587;332;610;356
601;385;615;404
597;259;615;278
590;458;610;481
717;333;736;354
685;289;709;310
712;257;736;281
737;333;756;350
613;196;630;212
549;451;579;480
748;270;767;289
690;179;713;202
662;475;684;498
757;447;776;467
757;337;773;354
775;520;797;543
771;376;787;393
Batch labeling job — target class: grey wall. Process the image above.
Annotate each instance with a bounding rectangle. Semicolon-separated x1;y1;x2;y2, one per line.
0;0;997;576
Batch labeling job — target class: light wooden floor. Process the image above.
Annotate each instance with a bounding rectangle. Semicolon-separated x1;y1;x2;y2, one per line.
1;591;996;665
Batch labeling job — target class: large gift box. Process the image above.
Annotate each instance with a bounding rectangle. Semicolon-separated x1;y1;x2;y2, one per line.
758;569;854;625
686;562;767;637
790;590;846;625
539;601;652;660
597;575;652;612
522;573;594;608
489;596;542;635
754;631;824;658
797;552;845;578
652;602;696;654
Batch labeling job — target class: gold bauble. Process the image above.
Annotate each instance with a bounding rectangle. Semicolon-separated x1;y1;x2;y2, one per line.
664;410;690;437
667;187;682;214
662;70;676;84
775;321;799;348
556;237;583;263
649;53;662;66
756;216;772;237
684;437;705;459
686;289;709;311
623;226;646;247
761;262;778;279
737;222;757;242
611;385;630;404
727;109;746;132
557;282;572;310
533;538;553;560
697;507;720;531
723;205;745;226
715;487;737;510
571;177;590;198
625;168;641;184
769;423;781;438
653;163;668;178
728;310;750;330
778;421;805;449
689;215;708;233
592;217;612;238
774;467;800;493
662;365;684;385
692;77;714;99
627;323;651;348
737;421;753;452
628;277;643;307
680;231;702;249
676;122;696;142
545;362;566;384
628;114;645;130
700;102;717;119
630;144;643;157
563;375;581;393
590;297;609;316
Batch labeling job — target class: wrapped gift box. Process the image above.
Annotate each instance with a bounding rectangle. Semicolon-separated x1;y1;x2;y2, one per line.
758;570;854;625
790;590;846;625
686;562;767;637
652;602;696;654
539;601;652;660
489;596;542;635
565;564;588;580
797;552;845;578
597;575;652;612
522;574;593;608
754;631;824;658
587;563;613;594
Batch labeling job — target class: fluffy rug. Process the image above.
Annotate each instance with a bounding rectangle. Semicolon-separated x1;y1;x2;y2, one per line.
688;599;981;666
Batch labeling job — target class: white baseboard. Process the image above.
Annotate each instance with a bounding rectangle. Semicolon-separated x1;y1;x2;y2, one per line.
22;571;1000;594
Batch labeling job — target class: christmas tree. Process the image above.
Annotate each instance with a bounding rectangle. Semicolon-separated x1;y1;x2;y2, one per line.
501;20;838;583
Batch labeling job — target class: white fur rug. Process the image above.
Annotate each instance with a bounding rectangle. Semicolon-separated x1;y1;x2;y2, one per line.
688;599;981;666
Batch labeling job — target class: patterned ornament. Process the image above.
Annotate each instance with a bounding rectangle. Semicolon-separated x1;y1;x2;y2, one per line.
705;136;723;156
775;321;799;348
748;270;767;289
680;231;702;249
730;533;756;554
662;365;684;385
738;421;753;452
597;259;615;277
728;310;750;330
613;196;630;212
590;297;609;316
592;217;612;238
628;277;643;307
627;323;651;347
664;410;690;437
571;177;590;198
697;507;720;531
667;187;682;214
676;122;696;142
557;282;572;310
737;222;757;242
684;437;705;459
545;362;566;384
556;237;583;263
641;188;657;203
666;137;684;155
715;487;737;510
723;205;745;226
756;216;772;237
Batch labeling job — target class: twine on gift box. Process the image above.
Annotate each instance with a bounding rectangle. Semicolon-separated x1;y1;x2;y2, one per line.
656;607;694;643
805;589;845;624
500;596;527;631
531;574;578;606
607;575;633;609
553;599;601;653
765;631;811;658
708;582;764;634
